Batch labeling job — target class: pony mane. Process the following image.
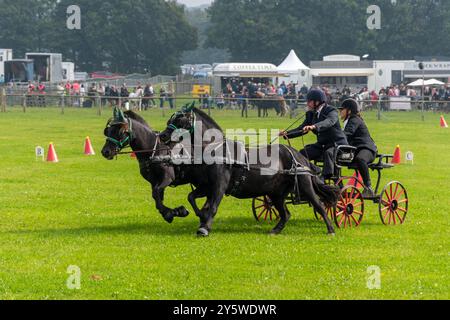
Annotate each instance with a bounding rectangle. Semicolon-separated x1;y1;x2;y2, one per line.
192;108;223;132
124;111;151;129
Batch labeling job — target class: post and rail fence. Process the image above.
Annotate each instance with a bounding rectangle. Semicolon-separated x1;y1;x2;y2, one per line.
0;89;449;118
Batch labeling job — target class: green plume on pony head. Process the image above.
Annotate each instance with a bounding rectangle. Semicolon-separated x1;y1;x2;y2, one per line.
182;101;195;113
113;107;126;123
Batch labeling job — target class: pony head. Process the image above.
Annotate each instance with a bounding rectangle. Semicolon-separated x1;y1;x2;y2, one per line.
101;107;133;159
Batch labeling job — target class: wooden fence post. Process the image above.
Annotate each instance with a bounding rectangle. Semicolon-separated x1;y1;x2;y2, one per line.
22;94;27;113
97;95;102;116
61;94;65;115
1;87;5;112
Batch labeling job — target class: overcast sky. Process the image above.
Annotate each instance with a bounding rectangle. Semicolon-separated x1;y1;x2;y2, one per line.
176;0;213;7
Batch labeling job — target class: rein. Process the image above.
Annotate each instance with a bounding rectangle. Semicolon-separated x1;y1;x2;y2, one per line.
117;135;171;158
270;113;306;145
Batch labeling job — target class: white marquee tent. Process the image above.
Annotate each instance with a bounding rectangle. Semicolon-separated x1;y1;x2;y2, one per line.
408;78;446;87
277;50;311;85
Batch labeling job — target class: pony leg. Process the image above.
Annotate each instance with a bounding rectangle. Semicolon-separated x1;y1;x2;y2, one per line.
302;179;336;235
270;196;291;235
188;187;207;217
152;185;190;224
197;184;227;237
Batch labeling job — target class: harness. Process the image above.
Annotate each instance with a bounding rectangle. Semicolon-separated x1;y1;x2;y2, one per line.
167;109;197;134
105;117;134;150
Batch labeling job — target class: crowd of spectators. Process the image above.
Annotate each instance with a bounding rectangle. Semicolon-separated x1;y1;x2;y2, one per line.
11;78;450;112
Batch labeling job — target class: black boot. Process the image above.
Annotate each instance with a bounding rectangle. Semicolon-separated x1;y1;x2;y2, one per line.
362;186;375;198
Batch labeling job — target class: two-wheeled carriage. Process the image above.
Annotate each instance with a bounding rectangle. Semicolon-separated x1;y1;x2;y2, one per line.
252;146;409;229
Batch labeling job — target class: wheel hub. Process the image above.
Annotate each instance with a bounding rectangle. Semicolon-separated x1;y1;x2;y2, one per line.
390;200;398;211
346;203;354;215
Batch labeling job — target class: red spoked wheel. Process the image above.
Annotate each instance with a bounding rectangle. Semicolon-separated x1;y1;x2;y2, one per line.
379;182;408;225
252;196;280;223
334;186;365;229
314;205;335;221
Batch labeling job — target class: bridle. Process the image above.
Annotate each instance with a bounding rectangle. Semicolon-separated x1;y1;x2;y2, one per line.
166;109;196;135
104;117;134;151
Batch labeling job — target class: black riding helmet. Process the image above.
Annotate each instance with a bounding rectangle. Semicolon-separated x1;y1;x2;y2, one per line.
339;98;360;114
306;88;327;103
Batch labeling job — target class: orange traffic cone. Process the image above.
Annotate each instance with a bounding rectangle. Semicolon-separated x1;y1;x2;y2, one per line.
47;143;59;163
392;145;401;165
440;115;448;128
84;137;95;155
347;171;363;189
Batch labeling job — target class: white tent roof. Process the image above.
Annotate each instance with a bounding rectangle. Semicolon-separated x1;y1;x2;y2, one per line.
407;79;426;87
277;50;310;73
407;79;445;87
425;79;445;86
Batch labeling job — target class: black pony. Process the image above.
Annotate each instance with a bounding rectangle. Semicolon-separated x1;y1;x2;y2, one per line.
252;94;288;118
159;106;339;236
101;107;192;223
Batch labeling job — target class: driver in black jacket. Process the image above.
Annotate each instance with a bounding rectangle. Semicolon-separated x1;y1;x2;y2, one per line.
339;99;378;198
280;88;348;180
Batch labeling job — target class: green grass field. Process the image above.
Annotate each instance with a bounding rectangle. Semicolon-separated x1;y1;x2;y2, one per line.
0;105;448;300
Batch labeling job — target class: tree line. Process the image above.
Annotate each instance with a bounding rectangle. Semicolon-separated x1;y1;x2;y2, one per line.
206;0;450;64
1;0;450;75
0;0;197;75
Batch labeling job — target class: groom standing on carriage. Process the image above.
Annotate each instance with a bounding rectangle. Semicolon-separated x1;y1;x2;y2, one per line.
280;88;348;180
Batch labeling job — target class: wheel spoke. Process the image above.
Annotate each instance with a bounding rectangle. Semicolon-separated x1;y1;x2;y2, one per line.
393;183;399;200
395;189;406;200
381;205;390;212
275;209;280;219
254;204;265;210
336;210;344;217
273;209;279;219
349;188;356;202
394;211;404;223
397;207;408;213
397;199;408;204
389;184;393;201
350;214;360;226
344;190;348;203
353;210;363;216
258;208;267;220
384;190;391;202
338;214;345;227
264;208;270;221
353;202;363;208
392;211;397;225
383;209;390;222
381;199;390;207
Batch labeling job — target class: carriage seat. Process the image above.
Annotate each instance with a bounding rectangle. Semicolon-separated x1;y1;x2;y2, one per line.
335;145;357;166
369;154;395;170
312;145;356;167
345;154;394;171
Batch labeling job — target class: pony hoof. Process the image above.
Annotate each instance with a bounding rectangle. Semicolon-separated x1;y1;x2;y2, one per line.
197;228;209;237
328;233;336;237
163;213;174;224
176;207;190;218
269;229;281;236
